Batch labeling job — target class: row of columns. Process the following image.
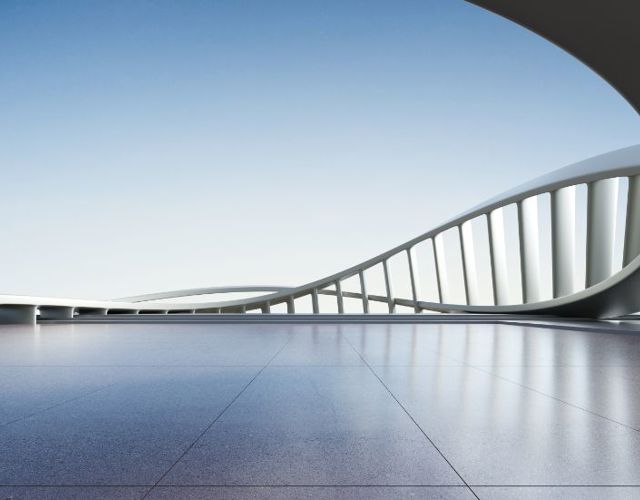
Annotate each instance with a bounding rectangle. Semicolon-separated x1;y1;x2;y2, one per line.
455;175;640;307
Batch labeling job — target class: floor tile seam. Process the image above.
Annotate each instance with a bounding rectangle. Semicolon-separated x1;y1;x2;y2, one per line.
0;365;269;368
469;365;640;433
497;320;640;337
268;364;368;367
340;334;465;367
367;364;467;367
466;365;639;368
0;484;473;488
470;485;640;487
140;338;292;499
155;484;473;487
3;484;640;488
466;365;640;379
0;382;119;430
0;485;155;488
7;363;634;367
342;336;480;500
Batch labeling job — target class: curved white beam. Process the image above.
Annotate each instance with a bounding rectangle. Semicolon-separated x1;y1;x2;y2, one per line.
117;286;293;303
3;146;640;322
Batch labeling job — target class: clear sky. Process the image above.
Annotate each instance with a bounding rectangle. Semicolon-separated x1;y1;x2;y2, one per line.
1;0;639;299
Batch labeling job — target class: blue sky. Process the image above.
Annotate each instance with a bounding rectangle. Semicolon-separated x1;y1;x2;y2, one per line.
1;0;639;299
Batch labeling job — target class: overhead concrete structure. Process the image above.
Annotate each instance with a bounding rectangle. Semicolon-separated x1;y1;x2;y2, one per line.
3;0;640;323
467;0;640;115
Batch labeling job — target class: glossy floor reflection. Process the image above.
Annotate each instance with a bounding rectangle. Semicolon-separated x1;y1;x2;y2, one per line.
1;322;640;499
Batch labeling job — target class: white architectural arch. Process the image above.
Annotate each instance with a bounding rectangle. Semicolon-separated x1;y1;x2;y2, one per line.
2;146;640;322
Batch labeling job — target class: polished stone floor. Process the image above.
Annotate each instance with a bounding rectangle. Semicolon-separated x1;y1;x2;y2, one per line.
1;321;640;499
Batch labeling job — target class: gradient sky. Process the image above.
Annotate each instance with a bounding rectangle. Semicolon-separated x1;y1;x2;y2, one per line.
1;0;639;299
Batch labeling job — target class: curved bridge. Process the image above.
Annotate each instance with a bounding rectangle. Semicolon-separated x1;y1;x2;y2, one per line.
4;145;640;323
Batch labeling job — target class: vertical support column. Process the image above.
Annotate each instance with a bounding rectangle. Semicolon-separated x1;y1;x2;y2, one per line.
434;234;450;303
311;290;320;314
286;297;295;314
76;308;107;318
518;197;541;303
358;270;369;313
457;226;470;305
335;280;344;314
586;179;618;287
0;305;37;325
39;306;75;320
487;210;510;305
485;214;498;305
551;186;576;297
406;247;421;312
261;303;271;314
431;238;443;303
382;259;395;313
624;175;640;266
460;222;478;305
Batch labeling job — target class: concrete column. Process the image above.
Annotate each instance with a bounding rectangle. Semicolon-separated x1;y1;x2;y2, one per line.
0;305;37;325
39;306;74;320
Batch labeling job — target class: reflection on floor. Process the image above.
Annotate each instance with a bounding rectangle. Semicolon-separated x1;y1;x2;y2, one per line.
1;321;640;499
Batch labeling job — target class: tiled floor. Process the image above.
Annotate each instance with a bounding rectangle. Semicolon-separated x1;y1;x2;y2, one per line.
1;321;640;499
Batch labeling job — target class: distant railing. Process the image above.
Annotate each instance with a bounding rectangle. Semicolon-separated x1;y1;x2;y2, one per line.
3;145;640;323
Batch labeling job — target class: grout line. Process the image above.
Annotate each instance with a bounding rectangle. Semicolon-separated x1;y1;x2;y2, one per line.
498;320;640;336
342;335;480;500
139;339;291;499
471;485;640;487
1;484;640;488
0;484;470;488
3;363;640;367
0;365;269;368
154;484;468;487
469;365;640;433
0;383;118;430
